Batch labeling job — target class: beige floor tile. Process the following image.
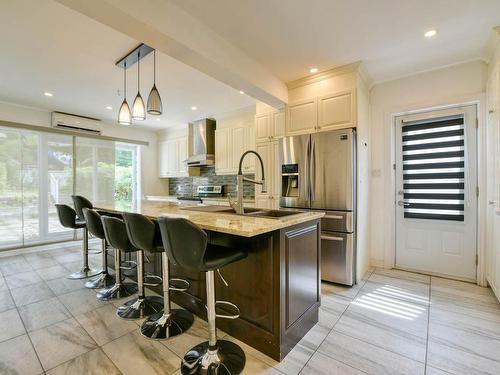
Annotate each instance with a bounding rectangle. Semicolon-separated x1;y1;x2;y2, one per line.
0;334;43;375
75;304;138;345
160;317;209;358
58;288;108;316
429;320;500;362
0;308;26;342
46;348;121;375
0;289;15;313
4;270;43;289
0;259;33;276
318;331;425;375
29;317;97;371
10;282;55;307
102;330;181;375
18;296;71;332
36;264;71;281
374;268;430;284
23;254;55;270
318;294;351;328
300;351;366;375
0;276;7;292
427;339;500;375
273;343;315;375
321;280;365;300
46;276;86;295
241;354;283;375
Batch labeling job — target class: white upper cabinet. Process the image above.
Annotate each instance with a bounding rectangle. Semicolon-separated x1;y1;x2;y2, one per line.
255;113;271;143
285;88;357;136
272;110;285;138
215;125;255;175
158;137;188;178
286;98;318;135
318;89;356;131
255;109;285;142
215;127;231;175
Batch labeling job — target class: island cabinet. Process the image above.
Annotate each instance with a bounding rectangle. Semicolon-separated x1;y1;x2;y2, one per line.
101;201;322;362
168;219;321;361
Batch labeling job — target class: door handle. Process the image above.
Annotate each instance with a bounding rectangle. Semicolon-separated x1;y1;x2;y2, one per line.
397;200;410;207
310;139;316;201
324;215;343;220
321;235;344;241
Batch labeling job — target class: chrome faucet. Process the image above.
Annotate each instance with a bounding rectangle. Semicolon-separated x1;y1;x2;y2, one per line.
233;150;267;215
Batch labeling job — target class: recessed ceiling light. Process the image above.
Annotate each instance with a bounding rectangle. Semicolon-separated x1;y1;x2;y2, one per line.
239;90;245;95
105;106;112;110
44;92;53;97
156;118;161;121
309;67;318;73
191;106;197;111
424;29;437;38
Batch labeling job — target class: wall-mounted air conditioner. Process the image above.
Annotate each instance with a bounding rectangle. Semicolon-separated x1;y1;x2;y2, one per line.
51;112;101;135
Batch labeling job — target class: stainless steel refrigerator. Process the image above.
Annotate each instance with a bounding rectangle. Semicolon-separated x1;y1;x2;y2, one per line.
279;129;356;285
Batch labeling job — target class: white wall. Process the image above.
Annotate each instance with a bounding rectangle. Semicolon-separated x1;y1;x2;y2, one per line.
369;60;487;268
0;101;168;196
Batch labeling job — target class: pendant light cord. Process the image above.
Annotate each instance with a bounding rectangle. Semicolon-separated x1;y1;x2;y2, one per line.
137;51;141;90
153;50;156;84
124;60;127;99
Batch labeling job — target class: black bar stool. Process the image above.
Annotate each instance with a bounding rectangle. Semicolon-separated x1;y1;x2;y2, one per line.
123;212;194;340
103;216;163;320
158;217;247;375
55;204;100;279
82;208;116;289
97;216;138;300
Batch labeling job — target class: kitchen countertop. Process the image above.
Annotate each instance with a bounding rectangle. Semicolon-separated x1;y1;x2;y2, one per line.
97;200;323;237
144;195;255;203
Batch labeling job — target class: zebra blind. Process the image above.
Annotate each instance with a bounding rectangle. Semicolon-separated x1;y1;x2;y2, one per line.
402;115;465;221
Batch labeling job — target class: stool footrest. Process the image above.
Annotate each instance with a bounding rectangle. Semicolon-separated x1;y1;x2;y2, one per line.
120;260;137;270
215;300;240;320
87;249;103;255
169;278;190;292
144;274;163;287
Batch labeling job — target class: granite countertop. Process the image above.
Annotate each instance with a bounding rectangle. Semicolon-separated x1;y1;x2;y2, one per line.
97;200;323;237
144;195;255;203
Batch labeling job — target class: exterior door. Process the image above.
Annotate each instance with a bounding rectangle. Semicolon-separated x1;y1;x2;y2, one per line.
395;106;478;280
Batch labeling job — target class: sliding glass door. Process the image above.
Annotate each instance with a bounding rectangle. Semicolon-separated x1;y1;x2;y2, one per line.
0;126;141;250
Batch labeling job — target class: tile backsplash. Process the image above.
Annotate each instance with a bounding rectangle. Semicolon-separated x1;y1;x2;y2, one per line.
168;166;255;198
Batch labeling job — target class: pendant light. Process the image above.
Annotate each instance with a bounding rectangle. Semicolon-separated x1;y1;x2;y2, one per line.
118;60;132;126
147;50;163;115
132;51;146;120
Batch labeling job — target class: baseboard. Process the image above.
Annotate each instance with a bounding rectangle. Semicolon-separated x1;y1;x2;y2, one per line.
487;276;500;303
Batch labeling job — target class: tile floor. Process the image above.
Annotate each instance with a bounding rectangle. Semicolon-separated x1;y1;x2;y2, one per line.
0;243;499;375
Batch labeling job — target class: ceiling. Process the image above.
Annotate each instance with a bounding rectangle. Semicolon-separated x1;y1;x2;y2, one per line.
173;0;500;83
0;0;255;130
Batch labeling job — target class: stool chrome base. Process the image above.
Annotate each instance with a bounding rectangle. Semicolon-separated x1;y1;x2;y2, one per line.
140;309;194;340
181;340;246;375
117;295;163;320
96;283;137;301
84;273;116;289
67;267;101;280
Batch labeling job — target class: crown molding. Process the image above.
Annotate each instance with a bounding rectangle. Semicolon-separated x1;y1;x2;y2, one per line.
286;61;362;90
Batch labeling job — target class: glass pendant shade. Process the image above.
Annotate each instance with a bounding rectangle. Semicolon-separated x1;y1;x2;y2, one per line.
118;99;132;125
132;92;146;120
147;84;162;115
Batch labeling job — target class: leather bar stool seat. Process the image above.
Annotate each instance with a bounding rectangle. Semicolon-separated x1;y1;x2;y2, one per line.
82;208;118;289
96;216;138;300
158;217;247;375
123;212;194;340
55;204;100;279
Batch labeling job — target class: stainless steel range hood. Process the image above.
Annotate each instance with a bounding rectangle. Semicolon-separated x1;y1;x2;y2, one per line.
186;118;216;167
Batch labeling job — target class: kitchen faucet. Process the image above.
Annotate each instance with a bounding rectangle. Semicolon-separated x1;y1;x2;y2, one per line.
228;150;266;215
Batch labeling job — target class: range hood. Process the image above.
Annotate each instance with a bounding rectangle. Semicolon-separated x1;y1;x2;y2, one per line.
186;118;216;167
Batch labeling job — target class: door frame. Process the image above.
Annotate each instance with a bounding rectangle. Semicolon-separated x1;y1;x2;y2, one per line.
381;93;487;285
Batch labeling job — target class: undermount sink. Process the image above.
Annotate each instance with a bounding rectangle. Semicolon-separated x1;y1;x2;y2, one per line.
182;205;304;219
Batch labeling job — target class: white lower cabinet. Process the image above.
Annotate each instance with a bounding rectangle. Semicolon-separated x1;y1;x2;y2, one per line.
255;140;280;209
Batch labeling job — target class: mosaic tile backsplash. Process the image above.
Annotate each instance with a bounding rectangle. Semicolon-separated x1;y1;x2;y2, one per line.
168;166;255;198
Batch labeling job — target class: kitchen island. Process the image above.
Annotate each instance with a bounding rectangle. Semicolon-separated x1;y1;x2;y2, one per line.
98;200;323;361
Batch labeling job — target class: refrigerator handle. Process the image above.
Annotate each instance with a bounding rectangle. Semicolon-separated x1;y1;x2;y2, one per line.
310;138;316;201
